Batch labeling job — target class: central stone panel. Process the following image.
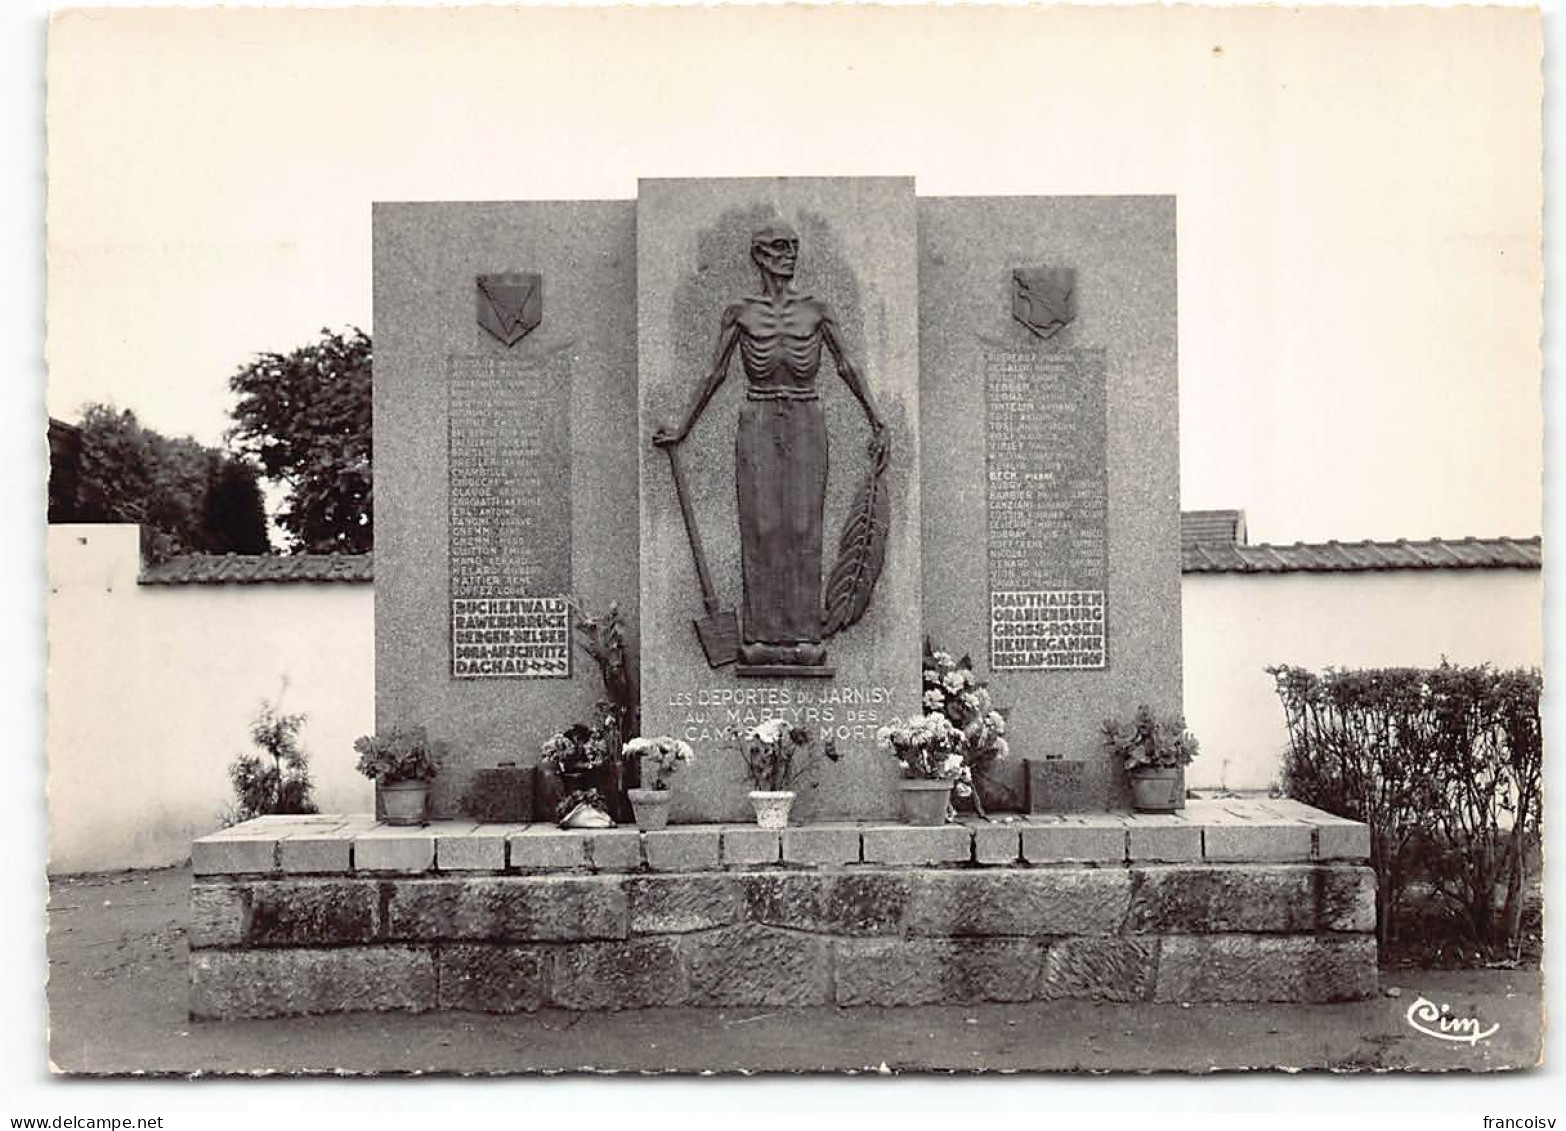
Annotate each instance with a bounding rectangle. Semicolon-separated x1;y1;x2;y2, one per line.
638;178;923;823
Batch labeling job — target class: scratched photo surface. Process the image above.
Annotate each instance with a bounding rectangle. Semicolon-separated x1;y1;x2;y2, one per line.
40;5;1544;1081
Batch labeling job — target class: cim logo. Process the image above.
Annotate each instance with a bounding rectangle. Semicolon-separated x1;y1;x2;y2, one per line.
1404;995;1500;1045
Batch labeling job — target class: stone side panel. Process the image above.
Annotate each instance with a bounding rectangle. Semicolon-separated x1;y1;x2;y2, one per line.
190;946;436;1019
385;877;628;942
187;861;1379;1016
744;873;910;936
905;870;1132;936
550;937;686;1010
437;944;549;1012
188;884;247;948
683;925;833;1007
1127;866;1376;934
628;875;744;934
835;937;1045;1006
1039;937;1160;1001
1153;934;1379;1003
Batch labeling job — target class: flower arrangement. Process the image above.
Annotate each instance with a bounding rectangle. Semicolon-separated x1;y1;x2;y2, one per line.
878;641;1010;811
622;735;695;791
1101;704;1199;772
540;720;615;780
353;724;446;785
737;719;838;793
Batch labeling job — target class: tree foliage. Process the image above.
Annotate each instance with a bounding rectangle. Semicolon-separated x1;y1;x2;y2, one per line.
227;327;372;553
72;404;270;560
225;700;318;826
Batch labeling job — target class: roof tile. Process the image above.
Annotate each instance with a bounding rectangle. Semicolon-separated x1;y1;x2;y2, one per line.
1183;537;1539;575
139;553;374;586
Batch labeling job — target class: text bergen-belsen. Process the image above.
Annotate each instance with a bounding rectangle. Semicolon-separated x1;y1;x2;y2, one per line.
452;596;569;677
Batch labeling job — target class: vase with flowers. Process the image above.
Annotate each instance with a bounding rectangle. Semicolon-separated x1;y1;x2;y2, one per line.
621;735;695;830
878;642;1011;825
736;719;838;829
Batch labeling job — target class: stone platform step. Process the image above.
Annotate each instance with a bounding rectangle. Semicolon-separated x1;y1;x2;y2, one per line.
191;798;1370;878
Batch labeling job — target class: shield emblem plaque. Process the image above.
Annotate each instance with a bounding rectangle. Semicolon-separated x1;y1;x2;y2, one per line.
1012;267;1076;340
477;272;543;346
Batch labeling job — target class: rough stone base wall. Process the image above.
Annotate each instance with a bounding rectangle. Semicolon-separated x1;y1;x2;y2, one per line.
189;864;1378;1018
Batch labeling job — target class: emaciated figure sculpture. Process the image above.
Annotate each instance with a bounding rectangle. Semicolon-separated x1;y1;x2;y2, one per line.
655;223;889;672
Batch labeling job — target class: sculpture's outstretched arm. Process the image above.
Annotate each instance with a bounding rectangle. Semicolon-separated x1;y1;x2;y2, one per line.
654;303;742;447
821;303;886;441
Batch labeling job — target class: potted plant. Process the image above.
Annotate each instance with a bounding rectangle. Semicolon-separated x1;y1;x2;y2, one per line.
878;645;1011;826
1102;705;1199;813
621;735;695;829
541;722;618;827
876;713;969;825
918;642;1011;817
737;720;838;829
354;724;446;826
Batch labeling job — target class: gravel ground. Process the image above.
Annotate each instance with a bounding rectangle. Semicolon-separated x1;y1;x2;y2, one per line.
45;865;1544;1076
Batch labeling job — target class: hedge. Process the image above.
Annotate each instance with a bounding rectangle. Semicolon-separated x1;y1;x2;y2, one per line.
1269;662;1541;948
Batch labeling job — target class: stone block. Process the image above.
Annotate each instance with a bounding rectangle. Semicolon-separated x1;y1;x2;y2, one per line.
972;823;1021;865
373;202;639;819
627;874;744;934
921;196;1179;809
272;808;375;870
861;824;971;866
1314;820;1372;862
1021;815;1126;863
744;872;909;935
1128;865;1375;934
643;827;720;872
905;869;1132;936
637;178;922;825
550;937;686;1010
437;944;549;1012
354;828;435;873
508;827;589;871
189;946;436;1019
834;937;1044;1006
683;925;832;1007
1039;937;1159;1002
584;830;643;872
244;880;380;946
782;825;861;867
188;884;246;947
1126;820;1201;863
1153;934;1379;1003
277;830;354;875
385;876;627;942
436;825;511;872
721;826;781;867
1202;823;1313;863
191;833;276;876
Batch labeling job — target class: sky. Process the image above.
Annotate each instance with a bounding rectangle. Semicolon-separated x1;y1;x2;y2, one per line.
43;4;1543;547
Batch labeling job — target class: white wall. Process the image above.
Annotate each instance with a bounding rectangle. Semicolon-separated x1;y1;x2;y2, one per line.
47;526;374;873
45;523;1544;870
1181;569;1544;792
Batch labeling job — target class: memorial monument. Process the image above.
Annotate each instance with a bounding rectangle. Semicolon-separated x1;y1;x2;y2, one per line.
189;178;1376;1020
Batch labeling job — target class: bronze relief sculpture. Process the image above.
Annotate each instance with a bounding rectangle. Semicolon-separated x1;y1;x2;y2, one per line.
654;223;890;674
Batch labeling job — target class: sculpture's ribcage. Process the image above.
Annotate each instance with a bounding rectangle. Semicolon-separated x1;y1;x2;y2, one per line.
740;329;823;383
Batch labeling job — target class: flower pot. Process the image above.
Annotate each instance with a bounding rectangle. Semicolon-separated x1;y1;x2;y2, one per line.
899;778;954;826
748;790;796;830
627;787;672;830
381;780;430;826
1129;767;1182;813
